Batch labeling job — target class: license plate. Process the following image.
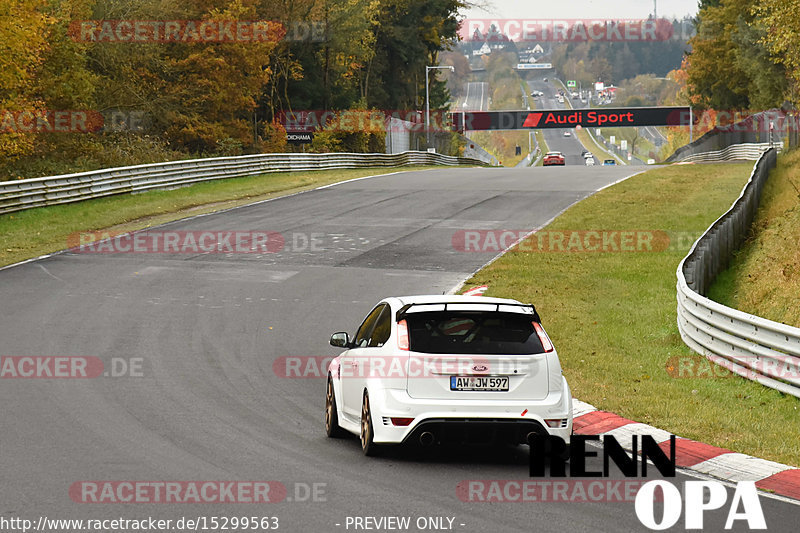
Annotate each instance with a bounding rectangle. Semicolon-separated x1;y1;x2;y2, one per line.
450;376;509;391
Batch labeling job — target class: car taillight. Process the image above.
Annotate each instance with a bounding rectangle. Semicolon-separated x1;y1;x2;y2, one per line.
545;418;566;428
397;319;409;350
391;417;414;426
532;321;553;352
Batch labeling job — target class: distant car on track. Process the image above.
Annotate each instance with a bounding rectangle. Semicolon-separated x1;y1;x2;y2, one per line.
325;295;573;455
542;152;566;166
563;131;571;137
603;159;617;166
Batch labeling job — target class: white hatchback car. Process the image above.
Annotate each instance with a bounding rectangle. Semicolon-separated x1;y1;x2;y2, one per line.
325;295;573;455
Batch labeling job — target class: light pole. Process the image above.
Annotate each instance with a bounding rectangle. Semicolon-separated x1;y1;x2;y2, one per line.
425;65;454;151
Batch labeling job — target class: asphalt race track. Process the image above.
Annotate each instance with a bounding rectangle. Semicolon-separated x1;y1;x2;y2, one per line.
2;166;797;532
527;77;644;167
527;79;590;166
462;82;489;112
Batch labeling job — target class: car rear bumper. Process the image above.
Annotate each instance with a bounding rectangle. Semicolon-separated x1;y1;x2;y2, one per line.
400;417;557;446
369;383;573;445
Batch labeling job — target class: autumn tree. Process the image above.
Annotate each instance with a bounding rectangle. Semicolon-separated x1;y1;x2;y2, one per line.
754;0;800;94
687;0;786;110
0;0;52;160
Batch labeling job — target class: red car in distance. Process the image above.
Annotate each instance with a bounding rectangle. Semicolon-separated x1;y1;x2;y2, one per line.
543;152;565;166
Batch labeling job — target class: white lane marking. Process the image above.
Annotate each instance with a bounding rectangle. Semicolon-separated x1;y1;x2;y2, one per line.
692;453;795;482
678;465;800;507
602;422;673;445
462;285;487;296
572;398;598;418
36;264;65;282
137;266;298;283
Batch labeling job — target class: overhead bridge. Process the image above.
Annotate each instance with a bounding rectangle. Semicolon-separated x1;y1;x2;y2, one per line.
449;106;692;132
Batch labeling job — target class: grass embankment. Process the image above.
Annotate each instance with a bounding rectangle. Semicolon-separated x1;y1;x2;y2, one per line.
575;128;621;164
462;161;800;466
709;150;800;328
0;166;442;268
600;126;658;163
519;79;546;167
533;130;549;167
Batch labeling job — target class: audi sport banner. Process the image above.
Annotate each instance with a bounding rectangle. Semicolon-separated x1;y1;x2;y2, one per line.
449;107;692;131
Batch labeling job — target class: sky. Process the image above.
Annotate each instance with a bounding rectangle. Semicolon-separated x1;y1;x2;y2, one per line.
462;0;699;20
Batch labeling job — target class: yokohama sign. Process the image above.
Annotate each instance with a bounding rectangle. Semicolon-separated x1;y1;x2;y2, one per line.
449;107;692;131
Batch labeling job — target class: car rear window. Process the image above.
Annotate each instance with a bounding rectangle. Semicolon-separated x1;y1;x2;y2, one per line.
404;312;546;355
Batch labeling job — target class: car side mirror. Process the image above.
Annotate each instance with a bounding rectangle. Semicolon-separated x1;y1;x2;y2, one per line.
330;332;350;348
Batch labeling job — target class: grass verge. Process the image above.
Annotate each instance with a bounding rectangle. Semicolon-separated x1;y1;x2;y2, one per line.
709;150;800;328
461;161;800;466
534;131;548;166
575;127;622;165
600;126;657;163
0;166;444;268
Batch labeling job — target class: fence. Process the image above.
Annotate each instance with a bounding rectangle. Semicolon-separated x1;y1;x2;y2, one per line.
0;151;489;215
675;142;782;163
385;117;496;165
676;148;800;398
667;109;793;162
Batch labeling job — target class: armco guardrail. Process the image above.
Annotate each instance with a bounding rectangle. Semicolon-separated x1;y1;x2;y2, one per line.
666;109;789;162
677;148;800;398
672;142;782;163
0;151;490;215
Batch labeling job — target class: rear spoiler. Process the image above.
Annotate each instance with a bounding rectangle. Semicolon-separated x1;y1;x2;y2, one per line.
396;302;541;323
